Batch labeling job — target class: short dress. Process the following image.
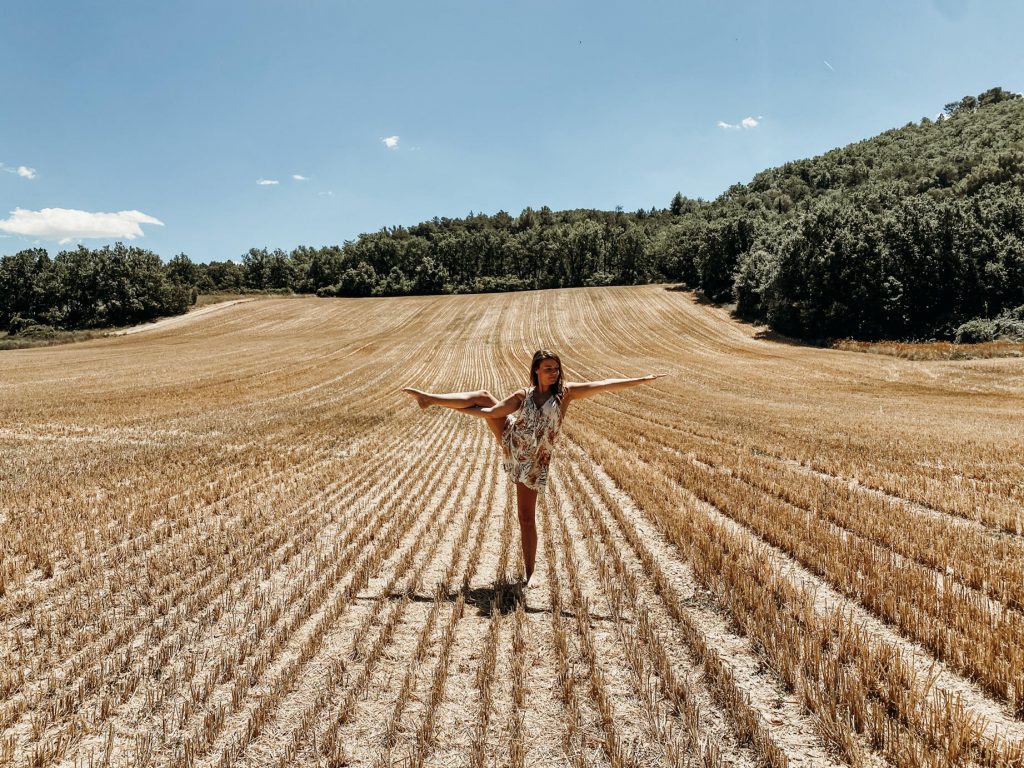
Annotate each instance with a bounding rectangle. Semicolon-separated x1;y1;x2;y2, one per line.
501;386;564;493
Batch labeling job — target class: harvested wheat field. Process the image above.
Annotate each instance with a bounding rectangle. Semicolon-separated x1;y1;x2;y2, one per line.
2;285;1024;768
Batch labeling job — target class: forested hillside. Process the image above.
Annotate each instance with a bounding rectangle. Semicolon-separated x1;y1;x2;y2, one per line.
2;86;1021;342
719;87;1024;341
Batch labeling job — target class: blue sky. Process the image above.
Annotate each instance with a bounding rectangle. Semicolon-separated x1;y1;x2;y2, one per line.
1;0;1021;263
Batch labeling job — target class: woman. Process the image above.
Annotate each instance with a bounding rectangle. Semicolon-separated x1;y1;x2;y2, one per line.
402;350;665;586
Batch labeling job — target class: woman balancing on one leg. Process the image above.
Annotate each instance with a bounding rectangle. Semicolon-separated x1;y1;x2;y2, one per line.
402;349;666;586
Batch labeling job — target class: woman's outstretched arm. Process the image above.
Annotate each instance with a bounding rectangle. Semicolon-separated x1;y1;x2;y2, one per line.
564;374;667;402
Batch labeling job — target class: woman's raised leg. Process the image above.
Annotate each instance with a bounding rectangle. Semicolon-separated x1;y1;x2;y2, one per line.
515;483;539;585
403;388;508;443
402;388;494;410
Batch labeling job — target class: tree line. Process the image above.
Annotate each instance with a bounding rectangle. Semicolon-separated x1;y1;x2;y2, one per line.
0;244;193;334
2;86;1022;343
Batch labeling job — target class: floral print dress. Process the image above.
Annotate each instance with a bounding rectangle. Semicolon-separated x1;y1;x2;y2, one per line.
501;386;563;492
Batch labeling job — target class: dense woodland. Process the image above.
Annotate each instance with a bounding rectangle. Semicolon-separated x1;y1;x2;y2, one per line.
0;244;193;335
2;86;1022;342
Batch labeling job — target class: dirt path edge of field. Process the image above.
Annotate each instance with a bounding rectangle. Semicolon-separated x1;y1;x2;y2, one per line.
106;298;256;336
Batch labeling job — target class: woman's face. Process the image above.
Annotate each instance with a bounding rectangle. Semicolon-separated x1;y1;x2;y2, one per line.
536;358;561;389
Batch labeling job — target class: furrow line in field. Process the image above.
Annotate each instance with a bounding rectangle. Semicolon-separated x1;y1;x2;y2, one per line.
369;451;498;762
545;482;645;768
11;415;456;767
1;437;379;712
466;573;505;767
586;389;1024;542
564;322;1023;532
561;323;1023;537
575;396;1024;711
694;444;1024;611
144;416;465;768
537;488;604;768
670;442;1024;712
308;430;487;767
4;459;340;749
471;480;585;766
177;423;479;768
346;458;501;767
572;426;1024;768
553;471;715;768
209;440;492;768
108;415;460;766
563;445;864;767
390;450;518;768
0;301;446;610
2;409;446;718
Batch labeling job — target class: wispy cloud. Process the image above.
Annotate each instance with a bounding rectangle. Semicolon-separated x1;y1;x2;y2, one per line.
256;178;279;185
718;116;763;130
292;174;309;181
823;60;835;71
0;207;164;244
382;135;399;149
318;190;334;197
1;162;37;179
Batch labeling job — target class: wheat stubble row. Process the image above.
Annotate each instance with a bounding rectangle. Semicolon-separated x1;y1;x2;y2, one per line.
2;285;1022;768
0;301;457;737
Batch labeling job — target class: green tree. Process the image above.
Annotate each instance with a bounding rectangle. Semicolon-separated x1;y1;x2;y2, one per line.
101;243;189;326
670;192;686;216
413;256;449;294
205;261;245;291
242;248;272;289
166;253;199;286
0;248;51;331
338;261;378;296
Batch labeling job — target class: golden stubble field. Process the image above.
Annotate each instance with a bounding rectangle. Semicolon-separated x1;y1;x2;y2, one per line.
2;285;1023;768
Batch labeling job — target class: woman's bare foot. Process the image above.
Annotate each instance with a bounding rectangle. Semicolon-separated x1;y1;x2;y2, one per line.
401;388;431;409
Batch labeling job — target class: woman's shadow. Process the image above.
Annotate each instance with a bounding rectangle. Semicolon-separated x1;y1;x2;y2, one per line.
393;579;535;616
464;580;534;616
389;578;607;621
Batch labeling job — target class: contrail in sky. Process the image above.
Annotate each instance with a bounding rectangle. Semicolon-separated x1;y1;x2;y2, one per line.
824;60;835;71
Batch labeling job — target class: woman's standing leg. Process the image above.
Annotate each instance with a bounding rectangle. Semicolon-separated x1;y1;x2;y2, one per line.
515;483;539;584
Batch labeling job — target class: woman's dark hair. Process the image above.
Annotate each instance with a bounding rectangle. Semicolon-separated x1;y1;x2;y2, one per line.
530;349;565;400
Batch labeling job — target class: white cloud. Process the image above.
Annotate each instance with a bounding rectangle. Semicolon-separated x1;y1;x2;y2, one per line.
256;178;279;185
718;116;762;130
292;174;309;181
0;207;164;244
382;135;399;149
823;60;835;71
1;162;37;179
318;190;334;197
